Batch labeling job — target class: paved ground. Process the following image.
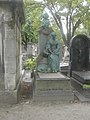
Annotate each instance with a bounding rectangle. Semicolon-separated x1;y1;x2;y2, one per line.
0;99;90;120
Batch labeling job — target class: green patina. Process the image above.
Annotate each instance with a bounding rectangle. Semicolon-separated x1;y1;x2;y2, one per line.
37;32;60;73
42;13;50;28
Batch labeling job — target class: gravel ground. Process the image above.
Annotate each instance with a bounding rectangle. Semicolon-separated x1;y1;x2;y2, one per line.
0;99;90;120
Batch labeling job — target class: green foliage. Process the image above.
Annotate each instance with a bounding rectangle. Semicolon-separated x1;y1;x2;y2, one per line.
83;84;90;89
24;57;36;70
51;19;63;44
22;0;44;47
43;0;90;46
22;0;90;47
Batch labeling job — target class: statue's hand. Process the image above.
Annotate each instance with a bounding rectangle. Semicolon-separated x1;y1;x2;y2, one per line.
48;49;52;53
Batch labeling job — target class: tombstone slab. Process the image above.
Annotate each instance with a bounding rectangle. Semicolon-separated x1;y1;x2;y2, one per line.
69;34;90;101
69;34;89;76
72;71;90;84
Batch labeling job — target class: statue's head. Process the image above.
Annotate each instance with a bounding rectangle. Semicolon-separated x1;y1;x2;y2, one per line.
42;13;49;19
42;13;50;27
50;32;56;40
51;32;56;37
51;32;56;36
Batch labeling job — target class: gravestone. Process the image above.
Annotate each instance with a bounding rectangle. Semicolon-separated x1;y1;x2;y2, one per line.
33;13;74;102
38;13;53;55
0;0;24;104
37;13;53;68
37;31;61;73
69;34;90;101
69;34;89;77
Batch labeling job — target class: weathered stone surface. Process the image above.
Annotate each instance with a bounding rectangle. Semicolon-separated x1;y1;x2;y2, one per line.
38;13;52;55
0;79;21;104
74;90;90;102
38;32;51;55
0;90;17;104
60;62;69;76
20;71;33;98
71;77;90;99
72;71;90;84
33;72;74;101
0;0;24;103
33;90;74;102
35;73;71;90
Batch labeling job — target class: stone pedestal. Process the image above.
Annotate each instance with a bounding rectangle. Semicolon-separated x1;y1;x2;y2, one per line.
33;72;74;102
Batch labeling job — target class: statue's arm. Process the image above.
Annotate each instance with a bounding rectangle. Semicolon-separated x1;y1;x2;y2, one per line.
44;42;51;55
53;42;60;54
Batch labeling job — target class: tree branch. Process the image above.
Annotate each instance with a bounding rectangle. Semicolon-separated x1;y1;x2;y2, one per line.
72;18;81;36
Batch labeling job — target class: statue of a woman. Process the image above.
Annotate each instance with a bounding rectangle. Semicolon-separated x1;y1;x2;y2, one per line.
44;32;60;72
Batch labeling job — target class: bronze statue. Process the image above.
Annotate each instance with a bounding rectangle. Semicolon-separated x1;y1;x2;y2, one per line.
43;32;60;72
37;13;60;73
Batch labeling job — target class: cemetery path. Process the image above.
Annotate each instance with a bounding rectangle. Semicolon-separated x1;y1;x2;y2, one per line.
0;100;90;120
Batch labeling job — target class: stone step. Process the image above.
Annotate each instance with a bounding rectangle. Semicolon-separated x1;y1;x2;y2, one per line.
33;90;74;101
71;77;90;98
74;90;90;102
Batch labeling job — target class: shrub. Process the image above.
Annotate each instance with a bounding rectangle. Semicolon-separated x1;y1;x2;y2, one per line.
24;57;36;70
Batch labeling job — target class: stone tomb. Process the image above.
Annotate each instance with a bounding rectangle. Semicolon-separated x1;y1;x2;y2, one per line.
33;72;74;102
34;13;74;102
69;34;90;101
71;71;90;99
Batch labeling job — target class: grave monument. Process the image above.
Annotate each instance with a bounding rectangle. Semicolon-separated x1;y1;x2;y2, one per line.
37;13;60;73
38;13;53;55
33;13;74;102
0;0;24;104
37;13;53;71
69;34;90;101
37;31;60;73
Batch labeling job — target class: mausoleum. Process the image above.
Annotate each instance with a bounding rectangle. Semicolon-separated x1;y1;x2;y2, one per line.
0;0;24;103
